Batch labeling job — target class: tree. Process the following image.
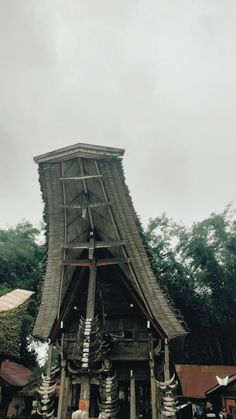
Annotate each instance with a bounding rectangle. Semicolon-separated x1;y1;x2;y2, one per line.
145;206;236;364
0;221;45;367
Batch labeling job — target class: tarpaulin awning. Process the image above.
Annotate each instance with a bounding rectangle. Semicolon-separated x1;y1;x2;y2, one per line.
0;360;32;387
0;289;34;314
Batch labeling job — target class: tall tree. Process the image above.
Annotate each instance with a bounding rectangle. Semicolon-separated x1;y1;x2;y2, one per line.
145;206;236;364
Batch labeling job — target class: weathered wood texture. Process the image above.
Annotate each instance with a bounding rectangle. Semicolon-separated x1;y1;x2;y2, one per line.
63;265;158;375
33;143;185;340
130;371;137;419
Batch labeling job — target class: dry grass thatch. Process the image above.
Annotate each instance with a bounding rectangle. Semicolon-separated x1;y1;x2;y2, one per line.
33;143;186;340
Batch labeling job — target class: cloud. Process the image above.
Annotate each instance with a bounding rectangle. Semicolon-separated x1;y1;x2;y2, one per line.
0;0;236;227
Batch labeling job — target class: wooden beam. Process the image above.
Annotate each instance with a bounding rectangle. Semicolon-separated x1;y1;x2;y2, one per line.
96;258;130;266
61;202;112;209
57;161;67;320
60;175;102;181
62;240;126;249
78;158;94;230
63;258;131;267
48;267;87;342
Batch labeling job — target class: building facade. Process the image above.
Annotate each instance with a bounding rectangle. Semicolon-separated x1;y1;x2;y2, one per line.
33;143;186;419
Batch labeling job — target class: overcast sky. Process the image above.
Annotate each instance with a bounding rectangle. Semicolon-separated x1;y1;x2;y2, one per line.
0;0;236;229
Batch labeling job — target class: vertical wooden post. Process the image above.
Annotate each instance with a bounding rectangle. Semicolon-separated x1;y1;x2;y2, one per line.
150;368;158;419
79;235;97;413
164;339;170;381
148;334;158;419
130;370;136;419
46;343;53;377
61;373;70;419
162;339;170;419
43;343;55;419
164;339;176;419
156;384;162;419
57;359;67;419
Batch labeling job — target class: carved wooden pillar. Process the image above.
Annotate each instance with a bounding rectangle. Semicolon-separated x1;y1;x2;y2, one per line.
79;235;97;414
164;339;176;419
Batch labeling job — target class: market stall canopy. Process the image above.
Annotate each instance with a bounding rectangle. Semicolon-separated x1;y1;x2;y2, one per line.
0;289;34;314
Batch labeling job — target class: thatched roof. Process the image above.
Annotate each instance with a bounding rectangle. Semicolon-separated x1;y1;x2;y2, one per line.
33;143;186;340
0;289;34;314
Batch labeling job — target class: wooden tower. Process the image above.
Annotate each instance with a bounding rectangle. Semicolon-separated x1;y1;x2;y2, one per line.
33;143;186;419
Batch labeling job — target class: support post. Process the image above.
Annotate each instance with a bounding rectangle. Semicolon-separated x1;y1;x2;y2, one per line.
149;335;158;419
164;339;176;419
46;343;53;377
130;370;136;419
150;367;158;419
157;384;162;419
57;359;67;419
164;339;170;381
79;234;97;413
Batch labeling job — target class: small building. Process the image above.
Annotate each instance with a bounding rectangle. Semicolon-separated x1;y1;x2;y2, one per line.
206;373;236;418
176;364;236;417
0;360;33;418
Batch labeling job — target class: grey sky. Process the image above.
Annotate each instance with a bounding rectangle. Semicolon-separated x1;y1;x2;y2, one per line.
0;0;236;229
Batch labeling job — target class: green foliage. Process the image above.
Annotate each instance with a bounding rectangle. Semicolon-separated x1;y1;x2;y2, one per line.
0;222;45;367
145;205;236;364
0;307;23;359
0;285;11;296
0;221;45;292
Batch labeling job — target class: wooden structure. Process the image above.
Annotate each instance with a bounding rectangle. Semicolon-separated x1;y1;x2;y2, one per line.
33;143;186;418
206;373;236;418
0;360;33;418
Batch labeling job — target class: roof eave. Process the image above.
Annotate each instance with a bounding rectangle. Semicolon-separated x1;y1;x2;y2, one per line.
34;143;125;164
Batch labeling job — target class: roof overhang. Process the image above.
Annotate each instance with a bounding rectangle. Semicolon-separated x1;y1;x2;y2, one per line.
34;143;125;164
206;374;236;395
